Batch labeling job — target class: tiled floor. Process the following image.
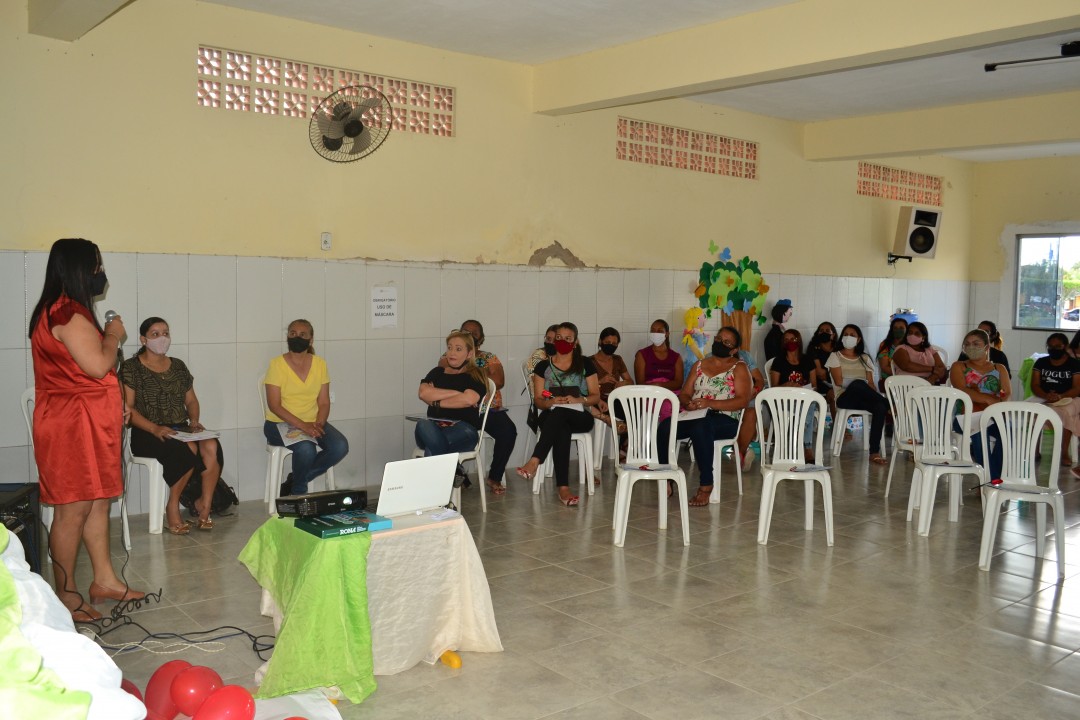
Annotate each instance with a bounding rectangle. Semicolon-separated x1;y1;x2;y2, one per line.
73;439;1080;719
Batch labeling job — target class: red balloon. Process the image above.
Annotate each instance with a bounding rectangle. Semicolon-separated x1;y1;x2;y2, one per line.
120;678;143;702
145;660;192;720
192;685;256;720
170;665;224;716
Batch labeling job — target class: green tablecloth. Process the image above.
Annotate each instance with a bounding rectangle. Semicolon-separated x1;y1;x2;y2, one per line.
238;518;377;703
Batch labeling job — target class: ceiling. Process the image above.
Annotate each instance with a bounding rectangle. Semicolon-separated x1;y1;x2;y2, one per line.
202;1;1080;161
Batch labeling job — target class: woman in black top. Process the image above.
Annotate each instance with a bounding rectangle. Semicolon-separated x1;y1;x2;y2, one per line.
121;317;224;533
807;322;838;416
516;321;600;506
769;329;820;461
416;331;489;464
959;320;1010;376
1032;333;1080;475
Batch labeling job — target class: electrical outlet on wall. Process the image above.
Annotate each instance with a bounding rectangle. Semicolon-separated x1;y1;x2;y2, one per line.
320;232;332;251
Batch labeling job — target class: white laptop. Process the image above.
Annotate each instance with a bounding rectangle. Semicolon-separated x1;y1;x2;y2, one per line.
375;454;459;518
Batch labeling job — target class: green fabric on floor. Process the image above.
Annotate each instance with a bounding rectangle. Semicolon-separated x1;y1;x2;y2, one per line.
239;518;377;703
0;531;92;720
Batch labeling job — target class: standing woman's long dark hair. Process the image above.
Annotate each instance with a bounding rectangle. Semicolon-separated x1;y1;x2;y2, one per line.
29;238;104;337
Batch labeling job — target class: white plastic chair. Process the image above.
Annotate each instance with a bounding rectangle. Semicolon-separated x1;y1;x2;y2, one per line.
124;428;167;538
931;345;950;385
978;403;1066;577
755;388;833;546
21;387;134;552
413;378;496;513
710;410;745;502
520;361;541;460
531;422;595;497
831;407;873;457
260;376;336;515
608;386;689;547
907;387;986;537
883;376;930;497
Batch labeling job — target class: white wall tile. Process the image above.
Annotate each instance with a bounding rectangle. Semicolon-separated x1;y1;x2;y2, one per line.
0;349;29;447
623;270;650;335
595;270;625;335
568;270;597;335
21;252;48;338
440;267;476;333
325;260;367;341
365;263;404;339
186;343;238;430
506;335;539;407
330;418;365;489
283;259;327;338
0;253;26;349
796;276;816;330
237;257;283;343
188;255;237;344
475;266;510;339
213;428;239;499
537;269;569;327
0;446;32;485
507;268;540;336
403;266;443;339
402;338;440;416
136;255;190;344
365;338;404;417
647;269;675;327
321;340;366;420
365;418;404;490
237;342;282;427
236;427;269;502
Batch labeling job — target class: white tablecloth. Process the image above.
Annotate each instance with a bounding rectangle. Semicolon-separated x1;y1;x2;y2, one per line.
258;514;502;676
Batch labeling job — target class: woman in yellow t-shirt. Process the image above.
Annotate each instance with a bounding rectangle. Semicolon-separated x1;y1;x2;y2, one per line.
263;319;349;496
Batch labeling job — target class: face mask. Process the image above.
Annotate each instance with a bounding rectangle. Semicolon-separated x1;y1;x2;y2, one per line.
287;336;311;353
144;336;171;355
892;326;905;339
543;342;556;356
841;335;858;350
649;332;666;346
1048;347;1066;360
600;343;618;356
447;357;469;370
712;341;733;358
963;344;986;360
554;339;575;355
784;341;800;352
906;334;922;347
90;271;108;297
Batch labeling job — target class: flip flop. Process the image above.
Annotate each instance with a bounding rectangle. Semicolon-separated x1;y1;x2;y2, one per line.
869;455;888;466
558;494;580;507
515;466;534;481
486;479;507;495
688;487;712;506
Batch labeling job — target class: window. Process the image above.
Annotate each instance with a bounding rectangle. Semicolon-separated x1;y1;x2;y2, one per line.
1015;234;1080;329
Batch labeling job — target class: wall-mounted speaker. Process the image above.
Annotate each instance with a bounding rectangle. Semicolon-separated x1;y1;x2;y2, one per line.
893;206;941;259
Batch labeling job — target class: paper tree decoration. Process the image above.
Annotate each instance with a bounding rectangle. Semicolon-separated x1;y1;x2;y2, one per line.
694;245;770;344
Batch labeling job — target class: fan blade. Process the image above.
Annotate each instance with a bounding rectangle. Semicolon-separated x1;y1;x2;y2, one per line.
316;110;333;137
347;130;374;155
353;96;383;111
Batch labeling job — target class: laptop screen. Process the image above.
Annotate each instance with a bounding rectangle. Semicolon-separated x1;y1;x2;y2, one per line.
375;454;458;517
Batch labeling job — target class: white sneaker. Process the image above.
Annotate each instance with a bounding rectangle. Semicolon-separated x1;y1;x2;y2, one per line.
742;446;755;471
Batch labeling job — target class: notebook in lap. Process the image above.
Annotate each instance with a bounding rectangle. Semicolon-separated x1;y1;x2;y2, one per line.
375;454;459;518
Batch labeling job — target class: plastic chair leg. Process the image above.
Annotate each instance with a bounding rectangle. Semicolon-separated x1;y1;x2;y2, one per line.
885;445;900;497
821;477;835;546
119;496;132;551
804;479;815;531
148;470;166;535
1035;503;1047;558
978;494;1003;570
757;477;777;544
1053;497;1066;578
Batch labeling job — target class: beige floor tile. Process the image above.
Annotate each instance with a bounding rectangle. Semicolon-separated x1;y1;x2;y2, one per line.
489;564;609;604
495;604;604;654
1041;650;1080;694
477;545;552;579
506;527;616;563
626;570;733;610
858;647;1021;711
975;602;1080;650
702;641;854;704
613;612;753;664
774;618;911;671
971;680;1080;720
611;667;781;720
532;634;682;694
558;551;667;586
542;697;651;720
927;625;1072;678
546;586;676;631
795;676;968;720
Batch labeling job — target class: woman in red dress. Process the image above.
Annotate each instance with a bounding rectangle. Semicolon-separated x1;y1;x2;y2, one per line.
29;238;145;622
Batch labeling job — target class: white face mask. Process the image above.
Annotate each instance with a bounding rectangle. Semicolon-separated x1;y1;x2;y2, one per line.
649;332;666;347
841;335;858;350
145;336;171;355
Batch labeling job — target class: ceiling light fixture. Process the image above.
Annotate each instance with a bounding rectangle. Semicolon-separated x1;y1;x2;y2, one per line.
985;40;1080;72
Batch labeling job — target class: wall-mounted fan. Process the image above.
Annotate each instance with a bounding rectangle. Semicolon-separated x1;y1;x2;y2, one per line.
308;85;392;163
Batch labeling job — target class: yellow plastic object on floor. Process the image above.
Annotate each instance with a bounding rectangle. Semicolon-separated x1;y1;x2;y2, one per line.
439;650;461;668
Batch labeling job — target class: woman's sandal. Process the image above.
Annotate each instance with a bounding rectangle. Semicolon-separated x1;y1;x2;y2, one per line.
869;455;888;466
688;487;712;506
486;479;506;495
557;493;580;507
197;516;214;530
167;521;192;535
70;606;103;623
88;582;145;604
515;466;535;481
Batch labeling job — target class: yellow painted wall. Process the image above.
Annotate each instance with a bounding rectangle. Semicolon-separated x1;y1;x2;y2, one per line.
971;156;1080;281
1;0;972;279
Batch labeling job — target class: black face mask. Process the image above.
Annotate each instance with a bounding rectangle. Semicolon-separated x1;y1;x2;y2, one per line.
543;342;556;356
712;341;734;358
89;271;108;297
1048;347;1067;360
287;337;311;353
600;343;618;356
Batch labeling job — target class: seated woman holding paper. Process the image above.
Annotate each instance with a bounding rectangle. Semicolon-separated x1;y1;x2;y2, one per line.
1032;333;1080;476
769;328;819;462
516;321;599;507
657;326;752;507
891;321;947;385
417;330;489;482
950;328;1010;480
263;319;349;497
826;324;890;465
121;316;223;533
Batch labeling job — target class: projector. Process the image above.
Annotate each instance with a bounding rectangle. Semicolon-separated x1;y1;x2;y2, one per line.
276;489;367;518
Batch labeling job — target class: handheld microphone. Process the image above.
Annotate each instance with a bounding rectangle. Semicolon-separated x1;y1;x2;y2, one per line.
103;310;123;365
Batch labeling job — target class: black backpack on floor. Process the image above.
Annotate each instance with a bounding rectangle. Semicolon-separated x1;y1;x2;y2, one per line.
180;477;240;517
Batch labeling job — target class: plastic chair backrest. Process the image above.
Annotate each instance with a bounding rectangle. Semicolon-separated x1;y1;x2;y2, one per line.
755;388;825;465
477;378;496;436
258;374;271;417
980;402;1061;486
932;345;949;370
884;375;929;445
21;387;35;447
908;386;970;462
608;386;680;466
763;358;775;388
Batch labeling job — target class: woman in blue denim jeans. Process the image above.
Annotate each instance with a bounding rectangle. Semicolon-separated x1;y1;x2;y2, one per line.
263;319;349;496
415;331;489;475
